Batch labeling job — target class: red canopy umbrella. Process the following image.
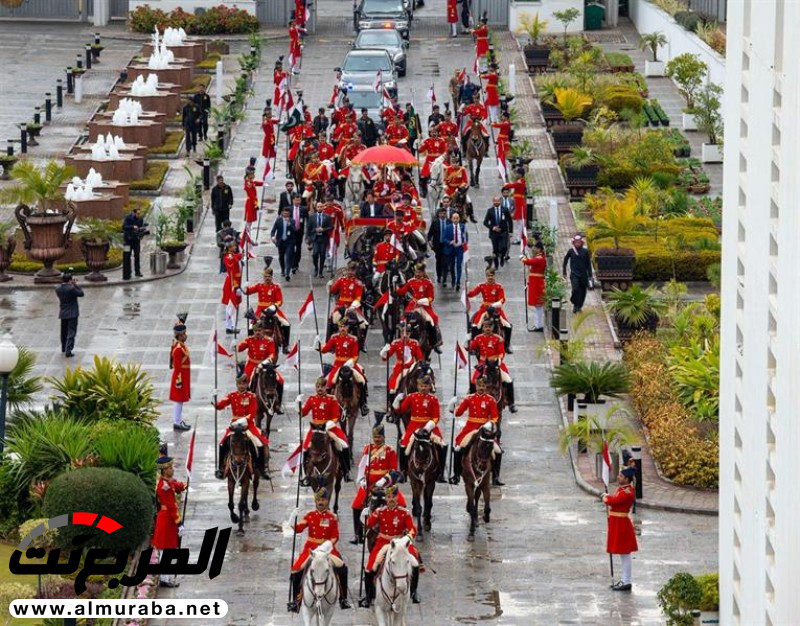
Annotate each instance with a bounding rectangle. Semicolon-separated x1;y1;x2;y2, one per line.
350;145;418;167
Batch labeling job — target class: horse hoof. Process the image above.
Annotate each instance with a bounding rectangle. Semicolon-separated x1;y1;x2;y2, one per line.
244;513;250;522
467;534;475;542
236;529;245;537
252;501;260;511
230;514;239;524
424;521;432;532
484;513;490;523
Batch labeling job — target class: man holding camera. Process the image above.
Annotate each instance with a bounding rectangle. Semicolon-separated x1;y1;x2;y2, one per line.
55;270;84;358
122;207;145;280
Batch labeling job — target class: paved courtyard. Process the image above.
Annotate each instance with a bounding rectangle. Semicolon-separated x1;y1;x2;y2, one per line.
0;2;717;624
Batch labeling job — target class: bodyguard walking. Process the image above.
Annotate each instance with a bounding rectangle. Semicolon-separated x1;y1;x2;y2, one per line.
562;234;593;313
55;270;83;358
192;85;212;141
211;175;234;233
271;207;298;281
181;97;201;155
122;206;145;280
483;195;513;269
307;207;333;278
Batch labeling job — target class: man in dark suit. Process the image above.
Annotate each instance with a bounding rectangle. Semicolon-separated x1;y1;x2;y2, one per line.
483;195;513;269
279;181;299;211
359;190;380;218
562;234;593;313
210;175;234;232
427;207;450;285
312;107;329;136
271;207;298;281
288;195;308;273
122;207;144;280
192;84;212;141
443;212;468;290
358;108;378;147
55;271;84;357
306;207;333;277
181;97;201;155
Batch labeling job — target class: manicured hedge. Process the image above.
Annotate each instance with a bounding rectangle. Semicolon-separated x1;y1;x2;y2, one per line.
129;5;259;35
148;130;184;155
130;161;170;191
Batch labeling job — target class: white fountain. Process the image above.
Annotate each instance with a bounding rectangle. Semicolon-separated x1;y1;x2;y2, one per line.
147;48;171;71
111;99;144;126
86;168;104;188
91;138;108;160
162;27;187;46
65;171;103;201
130;74;161;97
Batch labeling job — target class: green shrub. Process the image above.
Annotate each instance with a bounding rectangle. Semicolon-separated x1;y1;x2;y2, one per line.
604;51;633;68
695;573;719;611
130;161;169;191
658;571;703;626
596;84;644;113
674;10;704;32
129;4;259;34
147;130;185;155
196;52;223;71
0;464;27;539
182;73;212;96
9;248;123;274
92;421;160;491
43;467;154;553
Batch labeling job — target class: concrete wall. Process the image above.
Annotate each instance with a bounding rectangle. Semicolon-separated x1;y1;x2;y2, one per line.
509;0;584;38
629;0;726;85
128;0;257;16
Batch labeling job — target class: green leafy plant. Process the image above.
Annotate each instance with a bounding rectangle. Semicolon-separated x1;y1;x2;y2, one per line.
665;53;708;111
693;82;724;145
154;212;171;248
592;194;647;250
606;285;666;328
552;8;580;45
77;217;122;246
558;403;637;454
695;573;719;611
551;87;592;122
6;346;42;413
668;336;720;422
92;422;160;491
518;12;549;46
0;160;76;214
544;310;596;363
639;31;667;62
604;51;634;69
657;572;703;626
509;137;534;159
550;360;631;403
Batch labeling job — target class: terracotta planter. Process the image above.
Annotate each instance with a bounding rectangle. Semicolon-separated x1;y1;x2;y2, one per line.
15;203;76;284
0;236;16;282
161;243;187;269
79;239;110;282
26;126;41;146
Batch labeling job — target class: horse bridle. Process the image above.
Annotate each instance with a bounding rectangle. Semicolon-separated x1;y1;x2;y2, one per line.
378;554;410;609
410;436;434;476
228;433;251;489
303;562;336;610
469;434;494;490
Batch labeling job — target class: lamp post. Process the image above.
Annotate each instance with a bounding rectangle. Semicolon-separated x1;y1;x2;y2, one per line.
0;333;20;459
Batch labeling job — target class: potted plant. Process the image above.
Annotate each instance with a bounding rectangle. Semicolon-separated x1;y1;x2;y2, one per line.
90;43;104;61
518;13;551;72
549;88;592;154
657;572;703;626
558;403;636;477
552;8;580;47
0;220;16;282
694;573;719;625
694;83;723;163
77;218;121;282
160;213;188;269
550;360;631;426
665;53;708;131
150;212;170;275
509;137;535;166
639;31;667;76
605;285;666;342
0;154;17;181
590;194;644;290
26;122;42;146
1;161;76;283
561;147;599;198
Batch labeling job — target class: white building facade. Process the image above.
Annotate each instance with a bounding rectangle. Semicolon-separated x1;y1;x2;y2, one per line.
719;1;800;624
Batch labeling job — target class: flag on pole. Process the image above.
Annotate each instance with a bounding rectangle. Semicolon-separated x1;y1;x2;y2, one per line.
382;87;393;108
280;85;294;112
472;55;479;74
262;158;272;181
462;242;470;265
520;224;528;254
373;70;383;92
497;138;508;183
280;97;303;131
454;342;468;370
284;341;299;369
240;226;254;251
601;441;612;489
282;444;303;478
298;290;315;323
356;452;369;484
208;329;233;359
458;68;467;86
185;430;196;479
460;285;471;313
426;82;436;103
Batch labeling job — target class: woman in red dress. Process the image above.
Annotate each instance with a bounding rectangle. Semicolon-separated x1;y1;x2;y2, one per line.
243;171;262;224
472;17;489;57
601;467;639;591
169;321;191;431
221;241;243;333
152;456;187;587
502;167;528;242
522;240;547;331
447;0;458;37
261;111;276;160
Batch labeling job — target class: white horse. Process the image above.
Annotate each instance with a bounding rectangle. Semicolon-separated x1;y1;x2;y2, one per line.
346;165;364;204
374;536;417;626
301;541;340;626
426;154;446;212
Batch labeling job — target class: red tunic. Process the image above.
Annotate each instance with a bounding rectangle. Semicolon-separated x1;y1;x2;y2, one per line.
291;509;342;572
373;180;396;205
387;219;413;240
294;0;307;27
366;505;420;570
216;390;268;445
304;161;329;187
352;443;402;509
462;103;489;136
261;119;277;159
481;71;500;106
385;124;410;147
373;241;398;272
321;333;363;386
454;393;499;446
473;24;489;56
446;0;458;24
522;254;547;306
244;178;262;224
273;69;288;108
333;121;358;145
301;394;348;449
605;484;639;554
152;476;186;550
330;276;364;308
437;120;458;139
380;108;401;126
221;252;243;308
502;178;527;221
244;281;287;318
444;164;468;197
385;338;423;391
491;121;512;153
237;336;281;382
469;333;510;383
397;277;439;325
321;202;345;247
399;392;442;447
468;282;509;325
418;137;448;177
289;26;303;59
318;141;335;162
169;341;191;403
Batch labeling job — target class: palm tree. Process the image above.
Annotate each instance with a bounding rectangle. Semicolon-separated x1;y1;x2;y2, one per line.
558;403;637;455
551;88;593;122
0;161;75;214
7;346;42;413
639;31;668;62
592;194;647;250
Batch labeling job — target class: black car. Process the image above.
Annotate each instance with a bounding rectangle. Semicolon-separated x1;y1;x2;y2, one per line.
354;0;411;40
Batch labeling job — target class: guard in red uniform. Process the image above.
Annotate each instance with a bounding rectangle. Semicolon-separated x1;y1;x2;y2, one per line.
328;261;367;326
522;240;547;331
316;133;336;162
461;96;489;141
472;16;489;57
332;116;359;146
385;117;410;147
237;322;284;388
359;485;422;606
287;122;314;166
386;208;414;241
273;60;289;114
468;320;518;413
397;264;443;352
372;229;399;277
336;135;363;180
221;241;243;333
437;111;459;140
393;377;447;483
297;377;352;480
152;456;186;587
288;20;306;71
245;267;291;342
294;0;307;28
303;153;330;200
318;321;369;414
443;157;469;198
243;170;263;224
446;0;458;36
214;374;269;479
169;320;192;432
467;267;513;351
480;63;501;122
262;110;278;160
381;323;424;399
372;172;396;207
447;377;504;485
417;126;448;198
602;467;639;591
287;488;352;612
491;111;512;154
502;167;528;234
320;195;346;252
380;103;402;127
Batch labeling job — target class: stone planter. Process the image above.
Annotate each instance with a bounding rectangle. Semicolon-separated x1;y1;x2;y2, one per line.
88;119;166;148
551;125;584;156
564;165;599;199
150;250;168;275
14;203;76;284
79;239;110;282
644;60;665;77
109;90;181;118
64;154;146;183
523;46;551;74
701;143;723;163
0;157;16;180
0;236;16;282
26;126;41;146
594;250;635;291
682;112;698;131
161;243;187;269
126;64;194;89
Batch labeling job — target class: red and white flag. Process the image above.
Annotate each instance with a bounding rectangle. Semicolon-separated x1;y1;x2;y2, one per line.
458;68;467;86
284;341;299;369
520;224;528;254
454;342;468;370
460;285;471;313
374;290;390;311
462;241;470;265
282;444;303;478
601;441;612;489
373;70;383;92
472;55;479;74
298;290;315;324
185;429;196;479
426;82;436;104
382;87;393;109
280;86;294;112
496;138;508;183
262;158;272;181
208;329;233;359
240;226;254;250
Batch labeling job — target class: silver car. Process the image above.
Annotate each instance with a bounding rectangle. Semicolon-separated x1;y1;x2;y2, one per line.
338;86;386;130
338;49;398;98
354;0;410;40
353;29;408;77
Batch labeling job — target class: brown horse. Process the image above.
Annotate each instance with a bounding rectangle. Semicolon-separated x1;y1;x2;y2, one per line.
406;427;440;537
333;365;362;457
226;425;260;535
389;359;437;431
462;426;495;541
403;311;434;361
250;361;281;436
304;426;344;513
258;307;287;351
464;122;487;188
481;358;509;417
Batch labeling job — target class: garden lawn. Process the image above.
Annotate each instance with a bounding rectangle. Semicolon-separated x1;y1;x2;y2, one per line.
130;161;170;191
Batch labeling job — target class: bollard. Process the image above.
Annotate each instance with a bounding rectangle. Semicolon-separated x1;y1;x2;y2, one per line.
550;298;562;341
631;445;643;499
66;69;74;95
85;44;92;70
95;33;101;46
56;80;63;107
203;159;211;190
34;107;41;126
216;123;225;152
250;45;256;57
45;94;52;122
508;63;516;97
20;124;27;154
75;54;83;70
6;140;13;157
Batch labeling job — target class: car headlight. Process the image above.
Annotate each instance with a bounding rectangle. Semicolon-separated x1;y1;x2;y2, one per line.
393;52;404;62
359;20;371;28
396;20;408;29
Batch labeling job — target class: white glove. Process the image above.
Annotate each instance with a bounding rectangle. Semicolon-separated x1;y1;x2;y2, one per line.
268;305;277;312
235;287;243;296
313;335;321;350
360;508;369;523
417;298;430;307
359;477;366;489
326;280;333;289
288;508;299;526
241;283;250;292
178;524;185;538
447;396;457;413
492;301;503;308
295;394;305;406
392;393;405;409
519;255;525;260
351;300;361;309
379;344;390;359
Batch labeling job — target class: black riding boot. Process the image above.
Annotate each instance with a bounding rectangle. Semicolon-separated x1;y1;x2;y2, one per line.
492;453;505;486
339;448;352;482
466;202;477;223
215;444;228;480
398;447;407;474
256;446;269;479
360;382;370;416
449;448;462;484
503;326;513;354
504;382;518;413
287;571;303;612
410;565;421;603
275;383;284;414
300;452;310;486
335;565;352;608
359;571;375;607
431;325;443;354
419;176;428;198
350;508;363;544
282;325;291;353
436;444;448;483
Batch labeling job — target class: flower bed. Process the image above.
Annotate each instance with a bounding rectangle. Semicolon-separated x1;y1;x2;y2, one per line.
129;5;259;35
130;161;170;191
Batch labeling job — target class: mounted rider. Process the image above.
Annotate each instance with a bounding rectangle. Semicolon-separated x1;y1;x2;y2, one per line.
393;376;447;483
297;377;352;482
467;319;518;414
372;229;400;280
287;487;352;612
417;125;448;198
214;374;270;480
442;153;469;199
303;152;330;201
396;264;444;354
447;376;504;486
245;267;291;345
436;109;459;142
385;116;410;147
467;266;514;352
237;323;285;413
381;322;424;403
317;319;370;416
359;484;422;607
460;94;490;150
328;261;368;330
